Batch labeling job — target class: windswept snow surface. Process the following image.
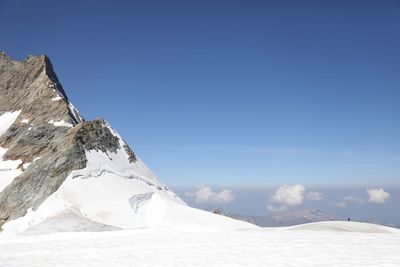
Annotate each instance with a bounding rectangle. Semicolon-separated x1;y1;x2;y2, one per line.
288;221;399;233
0;221;399;267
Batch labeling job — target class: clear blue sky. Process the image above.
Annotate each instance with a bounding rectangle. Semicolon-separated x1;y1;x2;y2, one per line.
1;0;399;187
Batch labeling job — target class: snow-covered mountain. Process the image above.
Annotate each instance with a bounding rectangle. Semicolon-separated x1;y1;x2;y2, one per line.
0;52;254;236
1;52;400;267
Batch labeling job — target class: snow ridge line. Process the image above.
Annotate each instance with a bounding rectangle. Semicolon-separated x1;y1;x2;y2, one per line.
70;168;168;192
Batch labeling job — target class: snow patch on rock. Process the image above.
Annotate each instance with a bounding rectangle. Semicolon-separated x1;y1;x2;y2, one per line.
51;96;62;101
48;119;73;128
0;147;23;193
0;111;23;192
0;111;21;136
68;102;84;123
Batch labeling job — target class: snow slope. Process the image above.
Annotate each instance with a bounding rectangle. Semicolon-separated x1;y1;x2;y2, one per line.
0;123;255;237
288;221;400;233
0;221;399;267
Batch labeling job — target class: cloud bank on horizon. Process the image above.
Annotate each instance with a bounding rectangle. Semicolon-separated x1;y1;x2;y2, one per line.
185;186;235;204
335;188;390;208
267;184;323;211
179;184;398;225
185;184;391;208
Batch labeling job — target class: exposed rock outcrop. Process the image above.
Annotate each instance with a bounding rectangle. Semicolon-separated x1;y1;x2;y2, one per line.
0;52;137;228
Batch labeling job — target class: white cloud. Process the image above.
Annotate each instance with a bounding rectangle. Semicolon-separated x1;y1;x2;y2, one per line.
267;204;288;212
306;191;323;201
344;195;364;204
215;189;235;204
270;185;323;207
272;184;305;206
186;186;235;204
335;195;365;208
335;201;347;208
367;188;390;204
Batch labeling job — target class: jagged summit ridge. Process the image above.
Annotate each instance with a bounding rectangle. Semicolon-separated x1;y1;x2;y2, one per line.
0;52;83;124
0;53;87;171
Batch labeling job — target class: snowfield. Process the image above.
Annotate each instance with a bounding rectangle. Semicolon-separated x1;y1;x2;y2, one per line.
0;221;399;267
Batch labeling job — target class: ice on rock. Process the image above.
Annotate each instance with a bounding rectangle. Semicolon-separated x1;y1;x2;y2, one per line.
0;111;23;192
0;111;21;136
48;119;73;127
51;96;62;101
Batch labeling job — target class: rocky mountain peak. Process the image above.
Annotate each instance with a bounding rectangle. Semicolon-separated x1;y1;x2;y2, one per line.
0;52;254;236
0;53;83;125
0;53;145;229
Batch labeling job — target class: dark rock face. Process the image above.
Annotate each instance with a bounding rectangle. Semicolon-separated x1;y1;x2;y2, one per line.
0;52;132;229
0;139;86;226
1;123;69;163
123;143;137;163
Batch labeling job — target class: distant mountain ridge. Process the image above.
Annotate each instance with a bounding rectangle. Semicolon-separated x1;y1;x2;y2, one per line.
224;209;337;227
225;209;400;229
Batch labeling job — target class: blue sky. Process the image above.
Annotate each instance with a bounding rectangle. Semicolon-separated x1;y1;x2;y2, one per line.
1;0;399;188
